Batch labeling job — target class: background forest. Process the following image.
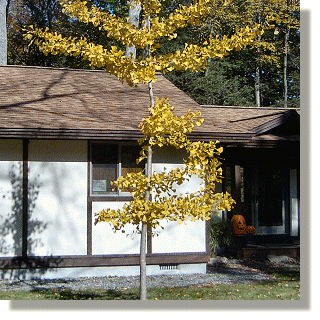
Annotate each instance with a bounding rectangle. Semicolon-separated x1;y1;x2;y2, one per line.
5;0;300;108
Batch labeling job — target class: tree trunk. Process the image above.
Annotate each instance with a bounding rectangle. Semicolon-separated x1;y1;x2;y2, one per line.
283;0;291;108
126;2;141;59
205;22;215;77
283;28;289;108
255;63;261;107
0;0;7;65
140;141;153;300
139;77;155;301
255;1;262;108
125;1;147;299
139;221;148;300
138;11;154;300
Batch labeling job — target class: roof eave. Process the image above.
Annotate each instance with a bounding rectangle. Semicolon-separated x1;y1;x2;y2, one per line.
251;109;300;136
0;129;299;148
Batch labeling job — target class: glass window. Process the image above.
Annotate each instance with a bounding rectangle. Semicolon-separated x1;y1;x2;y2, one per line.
91;143;144;195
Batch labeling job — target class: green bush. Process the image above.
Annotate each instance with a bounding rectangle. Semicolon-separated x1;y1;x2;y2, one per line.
210;219;233;256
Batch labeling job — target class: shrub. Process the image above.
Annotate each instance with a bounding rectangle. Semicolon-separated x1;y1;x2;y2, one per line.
210;219;233;256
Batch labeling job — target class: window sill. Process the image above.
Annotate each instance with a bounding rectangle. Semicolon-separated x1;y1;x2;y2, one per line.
89;195;134;202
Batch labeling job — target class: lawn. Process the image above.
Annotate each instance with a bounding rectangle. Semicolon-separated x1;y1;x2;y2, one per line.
0;265;299;300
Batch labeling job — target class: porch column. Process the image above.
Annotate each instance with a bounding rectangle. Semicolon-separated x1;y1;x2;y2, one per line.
290;169;299;237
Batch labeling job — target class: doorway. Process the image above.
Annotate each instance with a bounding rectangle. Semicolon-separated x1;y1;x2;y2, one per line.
249;161;289;235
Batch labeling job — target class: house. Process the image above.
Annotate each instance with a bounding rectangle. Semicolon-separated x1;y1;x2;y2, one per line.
0;65;300;279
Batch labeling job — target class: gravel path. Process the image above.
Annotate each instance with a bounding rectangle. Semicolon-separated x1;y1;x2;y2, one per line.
0;260;277;292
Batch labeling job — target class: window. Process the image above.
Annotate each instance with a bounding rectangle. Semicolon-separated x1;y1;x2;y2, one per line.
91;143;144;195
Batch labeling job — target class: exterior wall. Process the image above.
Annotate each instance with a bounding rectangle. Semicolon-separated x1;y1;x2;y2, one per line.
91;146;207;255
0;263;207;280
152;219;206;253
27;140;88;256
0;141;209;279
92;201;140;255
0;139;23;257
151;146;206;253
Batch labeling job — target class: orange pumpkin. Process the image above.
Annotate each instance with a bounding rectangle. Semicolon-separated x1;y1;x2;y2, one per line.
246;226;256;235
232;215;246;235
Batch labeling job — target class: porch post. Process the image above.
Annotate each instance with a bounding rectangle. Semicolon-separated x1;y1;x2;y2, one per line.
290;169;299;237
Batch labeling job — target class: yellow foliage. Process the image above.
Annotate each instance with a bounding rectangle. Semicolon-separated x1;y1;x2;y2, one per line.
24;0;263;86
24;1;239;232
94;98;235;233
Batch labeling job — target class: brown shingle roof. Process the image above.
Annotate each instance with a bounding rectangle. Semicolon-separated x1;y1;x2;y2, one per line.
0;65;299;146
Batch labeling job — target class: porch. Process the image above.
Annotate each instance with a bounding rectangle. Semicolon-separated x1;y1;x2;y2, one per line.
230;234;300;259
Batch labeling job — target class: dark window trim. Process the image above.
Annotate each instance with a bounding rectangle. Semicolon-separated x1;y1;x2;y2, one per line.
0;252;210;269
89;141;144;198
89;196;134;202
22;139;29;257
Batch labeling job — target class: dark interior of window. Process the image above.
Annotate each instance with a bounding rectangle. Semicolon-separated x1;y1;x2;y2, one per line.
91;143;144;195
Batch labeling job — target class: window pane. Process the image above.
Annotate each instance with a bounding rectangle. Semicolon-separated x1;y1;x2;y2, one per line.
92;144;117;164
92;144;117;194
92;165;117;193
121;145;143;169
91;144;144;194
121;145;144;192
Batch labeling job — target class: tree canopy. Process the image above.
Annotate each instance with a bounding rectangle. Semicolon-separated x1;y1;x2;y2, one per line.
7;0;299;107
24;0;262;86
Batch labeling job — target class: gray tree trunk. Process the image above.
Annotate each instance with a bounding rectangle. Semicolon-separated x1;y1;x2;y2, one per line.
205;22;215;77
255;63;261;108
283;0;291;108
140;141;152;301
255;2;262;108
0;0;7;65
126;2;141;59
283;27;289;108
140;82;155;300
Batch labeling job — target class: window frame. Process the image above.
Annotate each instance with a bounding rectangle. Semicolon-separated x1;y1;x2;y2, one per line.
89;141;144;199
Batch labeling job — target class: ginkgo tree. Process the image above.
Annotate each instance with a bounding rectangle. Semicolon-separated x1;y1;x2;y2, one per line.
24;0;263;300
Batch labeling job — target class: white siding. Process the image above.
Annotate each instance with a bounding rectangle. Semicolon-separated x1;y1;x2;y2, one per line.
27;140;88;256
92;202;140;255
151;146;207;253
1;263;207;280
0;139;23;257
92;145;207;255
152;219;206;253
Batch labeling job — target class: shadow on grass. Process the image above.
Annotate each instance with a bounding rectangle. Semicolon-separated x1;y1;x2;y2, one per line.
241;260;300;281
29;288;140;300
267;267;300;281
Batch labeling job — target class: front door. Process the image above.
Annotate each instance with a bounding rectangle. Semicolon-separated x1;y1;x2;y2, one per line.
251;161;289;235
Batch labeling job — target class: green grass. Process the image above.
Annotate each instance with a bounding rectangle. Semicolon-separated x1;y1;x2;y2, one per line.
0;266;299;300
